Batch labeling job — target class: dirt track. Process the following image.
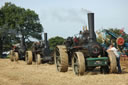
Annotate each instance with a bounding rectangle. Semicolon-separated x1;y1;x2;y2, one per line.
0;59;128;85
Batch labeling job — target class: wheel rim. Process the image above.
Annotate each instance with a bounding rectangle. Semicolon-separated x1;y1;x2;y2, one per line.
25;51;33;65
10;50;14;61
56;48;61;71
73;54;79;75
72;52;85;75
25;52;28;63
108;51;117;73
14;52;19;61
55;45;68;72
36;54;41;65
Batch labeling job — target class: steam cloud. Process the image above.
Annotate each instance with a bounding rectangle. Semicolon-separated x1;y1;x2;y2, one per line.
41;8;88;24
81;8;93;14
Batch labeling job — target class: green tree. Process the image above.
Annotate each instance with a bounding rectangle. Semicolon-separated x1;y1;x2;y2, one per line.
0;9;11;56
49;36;65;51
1;2;43;40
0;2;43;56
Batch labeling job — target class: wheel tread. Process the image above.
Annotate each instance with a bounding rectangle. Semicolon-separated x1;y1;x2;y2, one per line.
75;52;85;75
56;45;68;72
108;51;117;73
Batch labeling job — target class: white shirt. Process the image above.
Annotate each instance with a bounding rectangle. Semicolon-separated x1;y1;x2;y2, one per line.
109;47;120;58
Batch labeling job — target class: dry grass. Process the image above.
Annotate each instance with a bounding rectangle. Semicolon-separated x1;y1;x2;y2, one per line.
0;59;128;85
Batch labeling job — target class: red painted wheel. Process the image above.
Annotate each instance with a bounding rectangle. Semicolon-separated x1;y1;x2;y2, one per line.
116;37;124;46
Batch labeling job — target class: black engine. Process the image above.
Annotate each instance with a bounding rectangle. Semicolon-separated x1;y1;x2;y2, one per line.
64;13;103;57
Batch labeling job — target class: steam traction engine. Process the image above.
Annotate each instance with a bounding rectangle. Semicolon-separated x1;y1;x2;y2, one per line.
25;33;53;65
54;13;117;75
10;37;26;62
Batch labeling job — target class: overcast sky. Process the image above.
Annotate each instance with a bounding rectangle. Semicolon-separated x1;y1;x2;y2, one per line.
0;0;128;39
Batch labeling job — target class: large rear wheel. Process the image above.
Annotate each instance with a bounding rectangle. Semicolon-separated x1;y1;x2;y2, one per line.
72;52;85;75
36;54;41;65
54;45;68;72
14;52;19;61
25;51;33;65
108;51;117;73
10;50;14;62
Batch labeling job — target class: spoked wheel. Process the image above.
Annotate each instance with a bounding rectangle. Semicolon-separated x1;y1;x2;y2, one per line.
10;50;14;62
25;51;33;65
107;51;117;73
14;52;19;61
36;54;41;65
54;45;68;72
72;52;85;75
56;50;61;71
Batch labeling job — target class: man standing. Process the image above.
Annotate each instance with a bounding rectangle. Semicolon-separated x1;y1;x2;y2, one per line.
107;44;122;73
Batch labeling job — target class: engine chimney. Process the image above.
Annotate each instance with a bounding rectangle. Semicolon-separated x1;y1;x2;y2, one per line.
44;33;48;48
88;13;96;42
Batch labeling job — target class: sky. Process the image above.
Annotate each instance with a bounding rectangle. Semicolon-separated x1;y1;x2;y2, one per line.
0;0;128;39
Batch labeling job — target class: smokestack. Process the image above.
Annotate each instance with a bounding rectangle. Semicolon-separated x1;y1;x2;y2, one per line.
44;33;47;42
44;33;48;48
88;13;96;42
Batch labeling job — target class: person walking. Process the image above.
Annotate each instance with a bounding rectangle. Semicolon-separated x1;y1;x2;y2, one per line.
107;44;122;73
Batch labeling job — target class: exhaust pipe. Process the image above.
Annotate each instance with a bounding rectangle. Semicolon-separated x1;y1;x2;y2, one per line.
88;13;96;42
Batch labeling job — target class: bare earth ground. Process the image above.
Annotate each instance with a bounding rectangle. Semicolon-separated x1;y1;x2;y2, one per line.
0;59;128;85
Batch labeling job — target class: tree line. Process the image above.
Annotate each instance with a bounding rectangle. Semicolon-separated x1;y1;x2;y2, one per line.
0;2;65;57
